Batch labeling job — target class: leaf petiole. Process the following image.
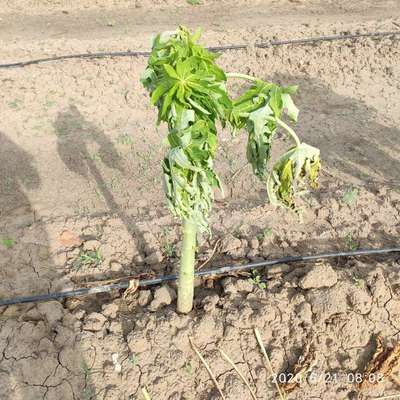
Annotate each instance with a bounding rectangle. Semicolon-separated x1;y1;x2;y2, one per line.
272;117;301;147
226;72;259;82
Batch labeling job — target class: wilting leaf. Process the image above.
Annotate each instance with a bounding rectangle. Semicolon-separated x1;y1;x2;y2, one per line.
142;25;319;231
246;104;274;179
267;143;321;209
282;92;299;121
141;26;231;231
231;81;300;188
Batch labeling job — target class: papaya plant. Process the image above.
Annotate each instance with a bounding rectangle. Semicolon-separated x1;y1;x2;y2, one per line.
141;26;320;313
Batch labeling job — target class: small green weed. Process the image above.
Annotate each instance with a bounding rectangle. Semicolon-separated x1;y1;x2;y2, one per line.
73;249;103;269
187;0;201;4
81;360;92;378
3;176;13;191
163;242;176;258
8;99;20;109
352;274;365;288
184;361;193;374
2;237;15;249
161;226;173;237
82;386;96;400
342;187;358;205
359;171;370;179
94;187;102;200
44;100;56;108
128;354;139;366
80;359;101;399
80;360;97;400
248;270;267;289
88;153;102;162
108;176;120;191
117;133;134;146
257;228;273;241
74;201;91;216
344;233;358;250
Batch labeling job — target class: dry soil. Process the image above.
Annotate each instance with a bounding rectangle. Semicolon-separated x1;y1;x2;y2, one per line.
1;1;400;399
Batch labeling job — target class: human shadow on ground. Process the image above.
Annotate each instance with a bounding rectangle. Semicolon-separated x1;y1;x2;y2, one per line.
54;104;144;241
0;131;40;218
53;104;154;288
54;104;168;340
0;132;89;400
54;104;125;210
0;131;43;295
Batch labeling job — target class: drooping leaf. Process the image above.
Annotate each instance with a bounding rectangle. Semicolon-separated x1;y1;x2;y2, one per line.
141;26;231;231
246;104;275;179
150;81;171;105
163;64;179;79
282;93;299;122
269;85;283;117
142;25;319;231
267;143;321;209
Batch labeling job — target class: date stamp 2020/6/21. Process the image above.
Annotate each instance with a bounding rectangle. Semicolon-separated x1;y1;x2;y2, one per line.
271;371;385;386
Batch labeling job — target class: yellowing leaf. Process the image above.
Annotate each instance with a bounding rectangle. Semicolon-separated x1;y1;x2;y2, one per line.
267;143;320;209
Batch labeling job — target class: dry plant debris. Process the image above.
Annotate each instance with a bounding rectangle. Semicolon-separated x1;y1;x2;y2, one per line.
219;348;258;400
372;394;400;400
142;387;152;400
197;238;221;270
122;279;140;299
254;328;287;400
281;339;316;393
360;336;400;391
189;336;226;399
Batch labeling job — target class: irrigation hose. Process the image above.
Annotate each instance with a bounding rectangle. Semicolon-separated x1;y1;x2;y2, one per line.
0;247;399;307
1;30;399;69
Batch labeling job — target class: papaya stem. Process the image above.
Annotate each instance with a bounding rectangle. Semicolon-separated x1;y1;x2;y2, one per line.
177;219;197;313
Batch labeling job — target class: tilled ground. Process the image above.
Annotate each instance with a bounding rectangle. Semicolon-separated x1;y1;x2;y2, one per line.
2;254;400;399
0;183;399;399
1;1;400;399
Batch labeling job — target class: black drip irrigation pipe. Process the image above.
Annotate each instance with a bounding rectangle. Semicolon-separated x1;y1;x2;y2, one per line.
0;247;399;307
1;30;399;69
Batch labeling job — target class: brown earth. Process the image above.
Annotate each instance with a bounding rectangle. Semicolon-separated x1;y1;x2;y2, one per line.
1;1;400;399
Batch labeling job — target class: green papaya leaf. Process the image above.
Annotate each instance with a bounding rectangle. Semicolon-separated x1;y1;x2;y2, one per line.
151;81;171;105
282;93;299;122
177;109;195;129
269;86;283;117
142;25;320;232
168;147;199;171
187;98;211;115
246;104;275;178
160;84;178;118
